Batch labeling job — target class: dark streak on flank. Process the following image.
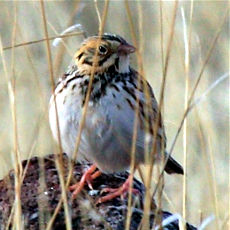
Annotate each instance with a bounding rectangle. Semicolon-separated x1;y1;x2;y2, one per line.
128;77;137;89
126;98;134;110
63;96;66;105
110;84;120;92
116;104;121;110
58;88;63;94
66;76;79;86
72;84;76;90
122;85;137;101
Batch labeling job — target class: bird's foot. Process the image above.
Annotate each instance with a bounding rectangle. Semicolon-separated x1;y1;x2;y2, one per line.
97;175;139;204
70;164;101;198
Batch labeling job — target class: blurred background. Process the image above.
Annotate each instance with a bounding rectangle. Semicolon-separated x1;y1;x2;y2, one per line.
0;1;228;229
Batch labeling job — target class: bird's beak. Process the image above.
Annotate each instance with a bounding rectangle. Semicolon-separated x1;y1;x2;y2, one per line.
118;43;136;55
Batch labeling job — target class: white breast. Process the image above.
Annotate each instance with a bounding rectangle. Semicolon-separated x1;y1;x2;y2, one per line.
49;74;164;173
49;77;88;161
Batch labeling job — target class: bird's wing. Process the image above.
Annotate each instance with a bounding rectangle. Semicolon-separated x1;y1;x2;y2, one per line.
101;70;167;161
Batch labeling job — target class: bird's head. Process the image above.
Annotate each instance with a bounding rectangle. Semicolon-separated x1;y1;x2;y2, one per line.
74;33;136;75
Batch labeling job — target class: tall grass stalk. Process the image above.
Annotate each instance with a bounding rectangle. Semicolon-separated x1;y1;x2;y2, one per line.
10;4;23;229
152;8;229;204
181;3;193;229
195;109;220;229
39;1;72;229
150;2;179;229
124;1;146;229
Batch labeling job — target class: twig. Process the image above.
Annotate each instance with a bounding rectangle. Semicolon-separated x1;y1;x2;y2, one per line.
3;32;84;51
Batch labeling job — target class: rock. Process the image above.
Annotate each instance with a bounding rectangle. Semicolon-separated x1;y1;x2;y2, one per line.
0;154;196;230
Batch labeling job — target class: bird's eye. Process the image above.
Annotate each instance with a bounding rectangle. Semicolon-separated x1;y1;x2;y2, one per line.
98;45;107;54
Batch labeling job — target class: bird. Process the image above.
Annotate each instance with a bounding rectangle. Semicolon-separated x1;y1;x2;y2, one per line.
49;33;184;203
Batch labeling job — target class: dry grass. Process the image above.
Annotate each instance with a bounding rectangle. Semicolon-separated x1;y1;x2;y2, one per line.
0;1;229;229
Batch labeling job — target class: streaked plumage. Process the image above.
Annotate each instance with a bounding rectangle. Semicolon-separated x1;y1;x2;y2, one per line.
49;33;183;202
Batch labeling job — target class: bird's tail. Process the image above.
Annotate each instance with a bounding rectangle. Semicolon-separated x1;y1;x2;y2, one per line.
165;156;184;175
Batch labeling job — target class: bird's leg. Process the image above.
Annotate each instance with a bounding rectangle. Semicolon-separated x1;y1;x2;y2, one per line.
97;174;139;204
70;164;102;198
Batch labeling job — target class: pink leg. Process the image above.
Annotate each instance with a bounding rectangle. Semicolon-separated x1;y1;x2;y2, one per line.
69;164;102;198
97;174;139;204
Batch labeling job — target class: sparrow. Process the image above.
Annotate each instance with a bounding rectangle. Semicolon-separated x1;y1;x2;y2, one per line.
49;33;183;203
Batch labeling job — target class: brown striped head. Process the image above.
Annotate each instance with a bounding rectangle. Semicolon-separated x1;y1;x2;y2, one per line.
74;33;136;75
